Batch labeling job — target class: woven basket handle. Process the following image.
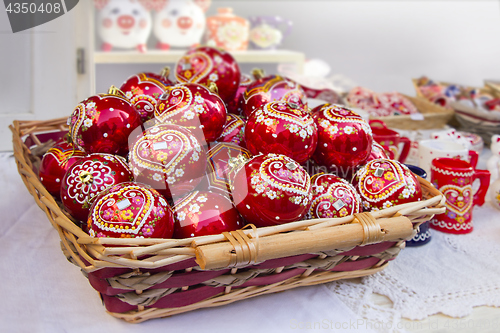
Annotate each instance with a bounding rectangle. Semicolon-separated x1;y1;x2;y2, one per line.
194;214;413;270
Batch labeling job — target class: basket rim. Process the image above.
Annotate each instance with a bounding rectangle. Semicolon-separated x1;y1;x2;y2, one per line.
10;118;446;273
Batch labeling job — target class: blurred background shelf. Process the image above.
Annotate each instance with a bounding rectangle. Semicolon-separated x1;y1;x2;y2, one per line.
94;49;305;69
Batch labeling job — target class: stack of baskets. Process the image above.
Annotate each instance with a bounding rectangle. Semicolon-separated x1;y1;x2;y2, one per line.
11;117;445;323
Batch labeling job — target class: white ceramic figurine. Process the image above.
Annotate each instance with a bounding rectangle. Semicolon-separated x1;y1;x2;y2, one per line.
152;0;210;50
95;0;153;52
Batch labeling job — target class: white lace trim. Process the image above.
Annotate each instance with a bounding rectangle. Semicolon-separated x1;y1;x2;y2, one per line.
323;202;500;333
410;229;431;242
430;218;473;231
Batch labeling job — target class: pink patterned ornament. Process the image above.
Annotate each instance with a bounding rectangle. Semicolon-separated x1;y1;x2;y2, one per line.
39;139;86;198
154;83;227;143
242;73;307;118
308;173;362;219
120;69;173;122
172;190;244;238
88;182;175;239
128;123;207;199
60;153;134;222
311;104;373;179
232;153;312;227
174;46;241;104
353;159;422;211
69;88;142;157
245;101;317;164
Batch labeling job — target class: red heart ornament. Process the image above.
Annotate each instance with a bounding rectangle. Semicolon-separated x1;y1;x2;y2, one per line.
354;159;422;211
120;71;173;122
69;92;142;157
60;153;134;222
312;104;373;179
245;101;317;164
242;75;307;118
308;173;362;219
232;153;312;227
39;139;86;198
88;182;175;239
174;46;241;105
172;191;244;238
154;83;227;143
128;124;207;199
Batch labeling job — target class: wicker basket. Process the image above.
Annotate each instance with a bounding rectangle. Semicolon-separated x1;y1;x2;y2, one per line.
10;118;446;323
367;94;454;130
345;90;454;130
413;78;500;144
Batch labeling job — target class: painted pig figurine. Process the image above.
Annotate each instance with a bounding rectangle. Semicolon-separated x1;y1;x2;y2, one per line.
152;0;210;50
95;0;153;52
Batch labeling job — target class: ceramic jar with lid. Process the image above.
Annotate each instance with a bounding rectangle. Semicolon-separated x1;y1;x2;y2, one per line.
206;7;249;51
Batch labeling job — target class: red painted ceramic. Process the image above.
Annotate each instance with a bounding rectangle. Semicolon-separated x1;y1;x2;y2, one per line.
172;190;244;238
154;83;227;143
128;123;207;200
369;119;411;162
242;74;307;118
231;153;312;227
353;159;422;211
88;182;175;239
39;139;86;198
308;173;362;219
430;158;490;234
215;114;246;148
245;101;317;164
69;89;143;157
226;73;252;117
174;46;241;105
120;69;173;122
198;142;252;196
311;104;373;179
60;153;134;222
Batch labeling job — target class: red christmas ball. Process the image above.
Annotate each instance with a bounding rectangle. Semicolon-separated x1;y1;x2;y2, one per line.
88;182;175;239
172;190;244;238
232;153;312;227
242;74;307;118
215;113;246;148
226;73;253;117
174;46;241;105
198;142;252;197
154;83;227;143
308;173;362;219
312;104;373;179
245;101;317;164
120;70;173;122
69;89;143;157
60;153;134;222
128;123;207;199
353;159;422;211
367;141;390;162
39;139;86;198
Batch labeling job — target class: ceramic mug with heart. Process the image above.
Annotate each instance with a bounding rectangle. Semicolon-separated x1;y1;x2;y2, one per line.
369;120;411;163
418;139;479;178
430;157;490;234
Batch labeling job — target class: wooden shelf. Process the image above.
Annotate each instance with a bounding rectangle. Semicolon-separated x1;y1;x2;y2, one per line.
94;49;305;72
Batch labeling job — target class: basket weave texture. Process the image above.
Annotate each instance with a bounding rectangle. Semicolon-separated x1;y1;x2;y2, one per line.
11;118;445;323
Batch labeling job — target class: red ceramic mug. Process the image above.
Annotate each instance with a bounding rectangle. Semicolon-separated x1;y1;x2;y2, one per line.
369;120;411;163
430;157;490;234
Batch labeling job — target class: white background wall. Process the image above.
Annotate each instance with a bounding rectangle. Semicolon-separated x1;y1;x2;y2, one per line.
96;0;500;95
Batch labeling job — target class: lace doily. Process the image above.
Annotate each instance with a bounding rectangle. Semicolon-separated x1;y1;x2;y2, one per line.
324;200;500;333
